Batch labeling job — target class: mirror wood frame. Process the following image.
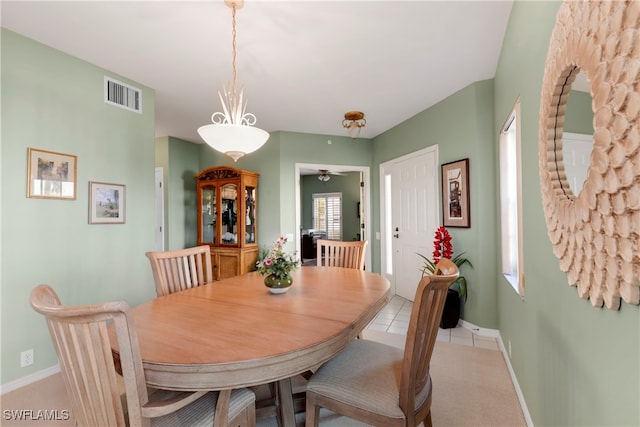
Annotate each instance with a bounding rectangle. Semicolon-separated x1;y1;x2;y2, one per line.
539;0;640;309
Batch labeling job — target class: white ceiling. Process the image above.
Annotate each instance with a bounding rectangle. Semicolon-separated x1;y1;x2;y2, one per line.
1;0;513;144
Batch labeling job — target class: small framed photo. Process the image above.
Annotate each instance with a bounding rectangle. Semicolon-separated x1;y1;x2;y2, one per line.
89;181;126;224
441;158;470;228
27;148;77;200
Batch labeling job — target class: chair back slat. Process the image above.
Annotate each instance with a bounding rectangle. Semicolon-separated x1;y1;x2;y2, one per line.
399;258;459;420
316;240;368;270
146;246;213;297
30;285;150;427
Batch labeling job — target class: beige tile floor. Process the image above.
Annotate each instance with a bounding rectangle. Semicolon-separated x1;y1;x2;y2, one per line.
365;295;500;351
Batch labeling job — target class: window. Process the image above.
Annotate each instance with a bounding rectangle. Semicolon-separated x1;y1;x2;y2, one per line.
313;192;342;240
499;100;524;296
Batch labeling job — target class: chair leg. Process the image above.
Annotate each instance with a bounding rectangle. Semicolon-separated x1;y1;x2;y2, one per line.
246;401;256;427
214;390;231;427
305;392;320;427
423;411;433;427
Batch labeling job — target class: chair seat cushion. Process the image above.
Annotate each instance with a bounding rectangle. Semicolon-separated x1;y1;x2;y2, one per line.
150;388;254;427
307;339;431;421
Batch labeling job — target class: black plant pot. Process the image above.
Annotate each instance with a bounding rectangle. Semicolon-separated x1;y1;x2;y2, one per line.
440;289;460;329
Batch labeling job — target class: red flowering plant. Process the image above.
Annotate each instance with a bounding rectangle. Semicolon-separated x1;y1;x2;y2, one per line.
418;226;472;302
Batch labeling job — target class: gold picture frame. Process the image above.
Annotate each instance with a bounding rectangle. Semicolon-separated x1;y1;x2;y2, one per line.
27;148;77;200
89;181;126;224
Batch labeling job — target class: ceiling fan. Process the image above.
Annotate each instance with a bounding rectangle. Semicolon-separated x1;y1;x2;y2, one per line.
317;169;345;182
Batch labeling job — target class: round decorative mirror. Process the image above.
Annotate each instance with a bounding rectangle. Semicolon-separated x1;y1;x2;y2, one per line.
562;71;593;196
539;0;640;309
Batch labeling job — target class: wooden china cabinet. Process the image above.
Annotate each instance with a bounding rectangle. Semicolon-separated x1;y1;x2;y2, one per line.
196;166;259;280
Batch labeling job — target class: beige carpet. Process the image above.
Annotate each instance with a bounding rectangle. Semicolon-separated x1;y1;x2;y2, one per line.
1;331;525;427
255;330;527;427
366;330;525;426
428;340;526;426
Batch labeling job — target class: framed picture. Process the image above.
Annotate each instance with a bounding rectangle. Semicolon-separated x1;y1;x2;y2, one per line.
27;148;77;199
441;158;470;228
89;181;126;224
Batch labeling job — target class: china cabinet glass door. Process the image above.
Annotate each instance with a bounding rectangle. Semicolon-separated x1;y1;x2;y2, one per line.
201;186;216;244
245;186;256;244
221;183;238;244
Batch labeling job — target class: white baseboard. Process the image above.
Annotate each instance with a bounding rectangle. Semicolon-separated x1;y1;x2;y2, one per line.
0;364;60;395
459;320;534;427
496;333;534;427
459;319;501;338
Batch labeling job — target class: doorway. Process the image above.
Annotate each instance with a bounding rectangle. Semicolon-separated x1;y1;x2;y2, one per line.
380;145;439;300
295;163;371;270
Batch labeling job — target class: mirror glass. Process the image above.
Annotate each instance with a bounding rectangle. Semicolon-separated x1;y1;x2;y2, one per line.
562;70;594;196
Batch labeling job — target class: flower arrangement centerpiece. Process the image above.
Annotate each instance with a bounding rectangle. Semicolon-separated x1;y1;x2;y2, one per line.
418;226;472;302
256;236;301;293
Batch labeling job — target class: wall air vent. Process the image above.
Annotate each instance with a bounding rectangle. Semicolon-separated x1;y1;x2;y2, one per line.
104;77;142;113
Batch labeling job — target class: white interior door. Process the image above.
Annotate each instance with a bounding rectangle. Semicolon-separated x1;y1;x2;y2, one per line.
381;146;439;300
562;132;593;194
155;167;164;251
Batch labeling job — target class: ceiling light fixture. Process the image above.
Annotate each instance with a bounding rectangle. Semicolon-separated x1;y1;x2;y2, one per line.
318;170;331;182
342;111;366;140
197;0;269;162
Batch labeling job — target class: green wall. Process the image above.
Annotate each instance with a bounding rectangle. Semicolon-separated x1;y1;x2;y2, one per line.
198;131;283;247
1;30;156;383
3;3;639;425
372;80;498;328
494;2;639;426
301;172;362;242
155;136;200;250
197;131;371;250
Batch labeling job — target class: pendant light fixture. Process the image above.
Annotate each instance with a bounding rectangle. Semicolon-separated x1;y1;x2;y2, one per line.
342;111;366;140
198;0;269;162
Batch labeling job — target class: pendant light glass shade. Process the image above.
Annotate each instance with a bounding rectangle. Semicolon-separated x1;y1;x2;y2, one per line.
198;124;269;162
342;111;366;140
198;0;269;162
345;121;362;139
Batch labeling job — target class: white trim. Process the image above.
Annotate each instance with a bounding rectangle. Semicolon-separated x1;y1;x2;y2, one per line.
458;320;533;427
379;145;439;296
499;99;525;297
497;333;534;427
1;364;60;395
295;163;371;270
459;319;501;338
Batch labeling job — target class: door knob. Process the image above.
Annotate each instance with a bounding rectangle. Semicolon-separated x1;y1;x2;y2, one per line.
394;233;399;238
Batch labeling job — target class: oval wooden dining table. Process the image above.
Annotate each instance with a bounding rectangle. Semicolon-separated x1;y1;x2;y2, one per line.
111;267;390;427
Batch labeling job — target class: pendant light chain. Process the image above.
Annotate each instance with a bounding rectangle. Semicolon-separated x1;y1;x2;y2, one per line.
231;3;238;99
197;0;269;162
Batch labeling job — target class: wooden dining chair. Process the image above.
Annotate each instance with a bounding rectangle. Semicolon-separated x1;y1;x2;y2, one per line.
30;284;256;427
146;245;213;297
316;239;368;270
305;258;459;427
